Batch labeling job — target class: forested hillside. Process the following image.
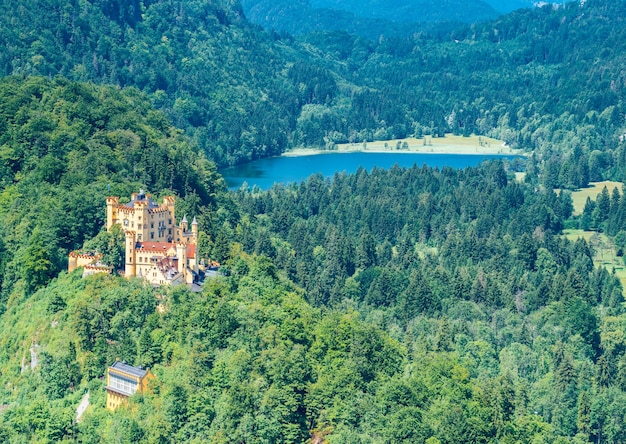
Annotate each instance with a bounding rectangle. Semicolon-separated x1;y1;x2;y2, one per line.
0;0;298;165
1;0;625;182
0;77;226;309
230;163;626;442
292;0;626;188
3;149;626;441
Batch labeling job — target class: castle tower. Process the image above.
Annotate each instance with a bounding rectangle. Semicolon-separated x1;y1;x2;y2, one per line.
125;231;137;277
191;216;198;244
176;243;187;277
181;215;188;234
138;200;149;242
106;196;119;231
163;196;176;230
68;253;78;273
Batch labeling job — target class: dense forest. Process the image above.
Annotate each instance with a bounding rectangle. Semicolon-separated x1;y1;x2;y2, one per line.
3;146;626;441
1;0;626;442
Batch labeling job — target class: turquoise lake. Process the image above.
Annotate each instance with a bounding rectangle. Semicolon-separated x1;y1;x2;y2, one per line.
221;152;521;190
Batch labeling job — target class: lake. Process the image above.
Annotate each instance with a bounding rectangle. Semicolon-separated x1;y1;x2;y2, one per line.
221;152;521;190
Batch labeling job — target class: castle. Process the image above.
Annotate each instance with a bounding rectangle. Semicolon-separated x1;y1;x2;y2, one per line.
67;252;112;277
69;190;202;287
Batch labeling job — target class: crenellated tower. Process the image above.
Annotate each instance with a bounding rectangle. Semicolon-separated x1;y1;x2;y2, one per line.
125;230;137;278
106;196;120;230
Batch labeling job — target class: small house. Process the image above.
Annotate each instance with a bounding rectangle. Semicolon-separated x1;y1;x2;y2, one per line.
105;361;154;411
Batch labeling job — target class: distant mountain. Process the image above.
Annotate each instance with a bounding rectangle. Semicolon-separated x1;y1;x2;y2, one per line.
241;0;501;38
307;0;499;23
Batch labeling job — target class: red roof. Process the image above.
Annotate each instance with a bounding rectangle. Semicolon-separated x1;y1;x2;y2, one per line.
136;242;196;259
186;243;196;259
137;242;174;252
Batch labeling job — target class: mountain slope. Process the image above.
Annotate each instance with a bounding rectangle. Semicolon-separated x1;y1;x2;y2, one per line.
484;0;537;13
292;0;626;187
309;0;499;22
0;0;300;166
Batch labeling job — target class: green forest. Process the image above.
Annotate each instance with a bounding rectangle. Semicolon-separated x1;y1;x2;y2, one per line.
1;0;626;442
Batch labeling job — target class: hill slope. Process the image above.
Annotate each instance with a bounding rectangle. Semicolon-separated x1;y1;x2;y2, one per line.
292;0;626;187
0;0;300;166
0;76;225;307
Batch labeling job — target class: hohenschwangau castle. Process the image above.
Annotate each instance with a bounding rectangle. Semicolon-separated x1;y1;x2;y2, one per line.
69;191;204;287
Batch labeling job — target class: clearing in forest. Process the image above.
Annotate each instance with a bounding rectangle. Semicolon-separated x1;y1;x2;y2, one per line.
563;229;626;293
568;181;624;215
335;134;521;155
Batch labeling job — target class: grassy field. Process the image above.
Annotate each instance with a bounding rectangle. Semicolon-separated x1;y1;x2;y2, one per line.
285;134;526;157
563;229;626;292
335;134;522;155
567;181;624;215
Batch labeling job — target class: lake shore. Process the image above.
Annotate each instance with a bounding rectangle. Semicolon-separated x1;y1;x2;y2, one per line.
282;135;525;157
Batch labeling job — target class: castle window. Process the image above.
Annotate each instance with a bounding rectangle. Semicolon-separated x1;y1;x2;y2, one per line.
123;219;129;226
151;222;154;228
151;232;154;239
138;224;142;230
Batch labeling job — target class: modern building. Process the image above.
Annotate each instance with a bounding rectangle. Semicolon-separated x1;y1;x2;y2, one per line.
105;361;154;411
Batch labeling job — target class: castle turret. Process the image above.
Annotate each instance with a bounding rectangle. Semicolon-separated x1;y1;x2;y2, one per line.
191;216;198;244
106;196;119;230
176;243;186;276
181;215;188;233
125;231;137;278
